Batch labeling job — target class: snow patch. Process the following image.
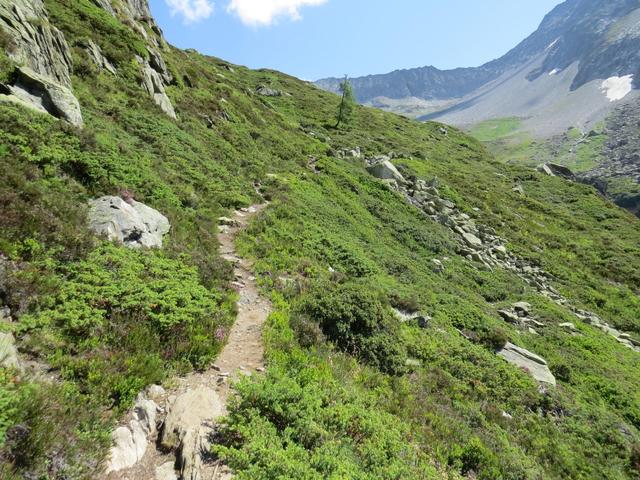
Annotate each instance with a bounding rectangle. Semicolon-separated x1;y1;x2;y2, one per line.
600;75;634;101
548;69;560;76
546;38;560;51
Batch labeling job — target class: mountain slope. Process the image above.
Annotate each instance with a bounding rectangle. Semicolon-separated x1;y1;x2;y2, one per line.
0;1;639;479
317;0;640;134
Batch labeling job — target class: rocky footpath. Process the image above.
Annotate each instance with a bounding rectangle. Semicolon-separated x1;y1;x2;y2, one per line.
363;154;640;372
104;204;270;480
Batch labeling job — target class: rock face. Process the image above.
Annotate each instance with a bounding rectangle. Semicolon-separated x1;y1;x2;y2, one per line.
82;39;117;75
579;96;640;216
3;67;83;126
160;387;224;480
88;196;170;248
138;56;176;119
0;0;83;126
498;343;557;386
106;392;158;473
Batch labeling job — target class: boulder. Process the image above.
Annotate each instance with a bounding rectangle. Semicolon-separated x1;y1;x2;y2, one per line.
512;302;532;316
497;342;556;385
88;196;170;249
537;163;575;180
366;160;406;184
0;332;21;370
498;309;520;323
2;67;83;127
462;232;483;247
0;0;83;126
256;85;282;97
512;185;525;195
559;322;578;332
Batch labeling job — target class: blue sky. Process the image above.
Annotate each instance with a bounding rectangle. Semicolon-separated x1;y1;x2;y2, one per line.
151;0;563;80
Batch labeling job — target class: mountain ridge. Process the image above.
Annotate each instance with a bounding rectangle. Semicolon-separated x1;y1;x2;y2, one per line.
316;0;640;124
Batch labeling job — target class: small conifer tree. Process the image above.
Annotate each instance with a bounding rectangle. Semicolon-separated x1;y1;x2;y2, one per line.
335;75;355;128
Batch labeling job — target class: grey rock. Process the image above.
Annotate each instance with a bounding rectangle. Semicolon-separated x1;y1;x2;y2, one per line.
497;342;556;385
431;258;444;272
147;384;166;400
88;196;170;249
493;245;507;257
91;0;116;16
1;67;83;127
256;85;281;97
160;387;224;480
160;387;223;450
462;232;483;247
366;160;406;184
156;461;178;480
538;163;575;180
498;309;520;323
0;0;72;87
0;332;20;370
512;302;532;316
140;59;176;119
512;185;525;195
82;39;116;74
106;393;158;473
559;322;578;332
148;46;173;84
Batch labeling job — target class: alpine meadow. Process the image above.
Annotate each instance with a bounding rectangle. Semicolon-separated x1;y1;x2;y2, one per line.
0;1;639;480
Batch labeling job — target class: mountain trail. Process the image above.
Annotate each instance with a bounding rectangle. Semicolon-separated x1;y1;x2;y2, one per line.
105;202;271;480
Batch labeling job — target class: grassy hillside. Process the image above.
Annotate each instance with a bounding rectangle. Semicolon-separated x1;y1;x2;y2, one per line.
0;1;639;478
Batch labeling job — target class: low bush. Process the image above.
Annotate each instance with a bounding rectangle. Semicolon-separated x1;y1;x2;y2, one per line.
300;281;407;374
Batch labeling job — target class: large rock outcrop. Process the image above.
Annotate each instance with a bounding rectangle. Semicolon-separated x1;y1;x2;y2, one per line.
0;0;83;126
88;196;170;248
81;39;116;75
138;55;176;119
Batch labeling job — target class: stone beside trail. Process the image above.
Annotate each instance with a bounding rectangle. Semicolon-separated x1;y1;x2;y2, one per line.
88;196;171;249
104;203;271;480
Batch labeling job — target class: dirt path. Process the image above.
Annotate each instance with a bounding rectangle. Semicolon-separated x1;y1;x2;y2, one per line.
105;203;270;480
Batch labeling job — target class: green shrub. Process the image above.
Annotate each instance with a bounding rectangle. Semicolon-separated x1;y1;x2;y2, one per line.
20;243;232;405
480;326;509;351
300;281;407;374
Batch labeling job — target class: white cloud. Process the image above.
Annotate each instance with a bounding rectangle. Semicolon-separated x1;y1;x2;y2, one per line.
227;0;327;26
165;0;215;23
